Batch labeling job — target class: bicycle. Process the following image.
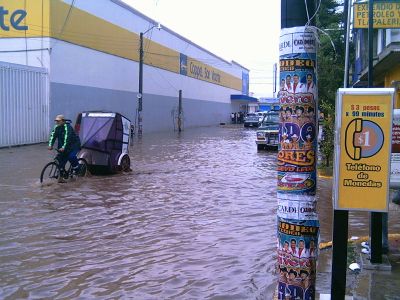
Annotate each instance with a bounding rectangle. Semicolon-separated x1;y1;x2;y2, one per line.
40;152;88;184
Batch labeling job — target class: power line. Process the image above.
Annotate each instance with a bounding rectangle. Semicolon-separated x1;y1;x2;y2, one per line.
51;0;76;52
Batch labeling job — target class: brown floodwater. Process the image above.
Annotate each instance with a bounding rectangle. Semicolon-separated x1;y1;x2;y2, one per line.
0;125;399;299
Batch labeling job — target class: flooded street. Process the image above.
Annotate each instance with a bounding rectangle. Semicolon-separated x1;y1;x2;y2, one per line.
0;125;399;299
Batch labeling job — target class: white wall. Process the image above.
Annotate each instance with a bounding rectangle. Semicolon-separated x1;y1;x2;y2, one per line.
0;38;51;69
0;0;245;114
61;0;244;79
0;0;242;103
50;40;238;104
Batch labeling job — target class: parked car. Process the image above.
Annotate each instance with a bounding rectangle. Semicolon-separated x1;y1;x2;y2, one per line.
75;111;131;174
256;111;269;123
244;113;261;127
255;111;280;150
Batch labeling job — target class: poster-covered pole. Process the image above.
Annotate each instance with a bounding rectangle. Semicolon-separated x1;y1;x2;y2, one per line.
277;1;318;299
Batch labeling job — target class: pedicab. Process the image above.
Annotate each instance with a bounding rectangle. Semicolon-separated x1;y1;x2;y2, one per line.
75;112;131;174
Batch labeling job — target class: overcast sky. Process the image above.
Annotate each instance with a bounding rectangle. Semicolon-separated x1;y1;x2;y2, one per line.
122;0;281;98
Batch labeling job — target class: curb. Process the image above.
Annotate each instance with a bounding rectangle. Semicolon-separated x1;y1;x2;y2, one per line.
319;233;400;251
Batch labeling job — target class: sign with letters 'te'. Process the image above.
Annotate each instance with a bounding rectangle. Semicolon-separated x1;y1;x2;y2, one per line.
334;88;395;212
354;2;400;29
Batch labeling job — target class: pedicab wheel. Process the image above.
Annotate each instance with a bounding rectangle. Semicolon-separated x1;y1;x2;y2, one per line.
77;158;88;177
120;155;131;172
40;162;61;184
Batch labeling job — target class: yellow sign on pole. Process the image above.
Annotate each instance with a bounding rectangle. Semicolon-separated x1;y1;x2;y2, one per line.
354;2;400;28
334;89;394;212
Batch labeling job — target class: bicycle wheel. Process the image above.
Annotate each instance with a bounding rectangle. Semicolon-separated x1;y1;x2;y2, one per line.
40;162;61;184
77;158;88;177
64;161;72;179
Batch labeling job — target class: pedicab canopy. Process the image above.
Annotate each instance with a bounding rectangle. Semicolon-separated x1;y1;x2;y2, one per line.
78;112;130;165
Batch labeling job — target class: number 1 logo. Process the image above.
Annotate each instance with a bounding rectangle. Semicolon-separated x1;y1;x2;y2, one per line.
345;118;384;160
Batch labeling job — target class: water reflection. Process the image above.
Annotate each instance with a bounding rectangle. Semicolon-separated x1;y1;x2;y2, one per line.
1;126;398;299
0;126;279;299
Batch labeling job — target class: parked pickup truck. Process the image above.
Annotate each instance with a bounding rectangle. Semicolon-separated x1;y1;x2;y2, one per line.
244;113;260;127
255;111;280;150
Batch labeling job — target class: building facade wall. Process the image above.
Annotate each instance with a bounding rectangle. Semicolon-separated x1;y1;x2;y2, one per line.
48;40;240;128
0;0;249;135
50;82;232;133
384;66;400;108
0;37;51;68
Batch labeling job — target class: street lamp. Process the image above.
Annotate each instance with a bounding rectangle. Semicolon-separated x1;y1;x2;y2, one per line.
137;23;161;136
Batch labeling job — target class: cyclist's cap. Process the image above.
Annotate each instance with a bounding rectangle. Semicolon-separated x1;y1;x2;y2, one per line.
55;114;65;121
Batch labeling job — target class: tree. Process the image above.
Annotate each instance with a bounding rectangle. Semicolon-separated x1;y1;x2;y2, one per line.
316;0;351;167
318;102;335;167
317;0;347;108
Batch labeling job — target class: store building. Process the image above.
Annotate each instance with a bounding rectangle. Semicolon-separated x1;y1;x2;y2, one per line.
258;97;280;112
352;27;400;106
0;0;251;147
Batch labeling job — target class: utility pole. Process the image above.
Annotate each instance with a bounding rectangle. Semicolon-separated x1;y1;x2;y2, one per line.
277;1;318;299
178;90;183;132
331;1;351;298
343;0;351;88
367;0;383;264
137;24;161;137
137;32;144;137
273;63;277;98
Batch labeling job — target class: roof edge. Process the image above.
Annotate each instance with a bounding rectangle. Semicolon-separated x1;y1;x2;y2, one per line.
110;0;248;70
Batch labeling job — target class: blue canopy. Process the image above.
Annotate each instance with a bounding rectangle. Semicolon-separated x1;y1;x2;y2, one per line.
230;94;258;102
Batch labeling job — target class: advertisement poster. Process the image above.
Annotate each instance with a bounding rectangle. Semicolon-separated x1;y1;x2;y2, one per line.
277;219;319;300
278;27;318;200
276;26;319;300
335;90;394;211
277;199;318;220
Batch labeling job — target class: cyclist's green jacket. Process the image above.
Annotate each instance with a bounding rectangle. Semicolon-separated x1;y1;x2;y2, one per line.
48;122;81;153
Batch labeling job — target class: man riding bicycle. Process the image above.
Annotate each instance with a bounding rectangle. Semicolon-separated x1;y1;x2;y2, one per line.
48;114;81;174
